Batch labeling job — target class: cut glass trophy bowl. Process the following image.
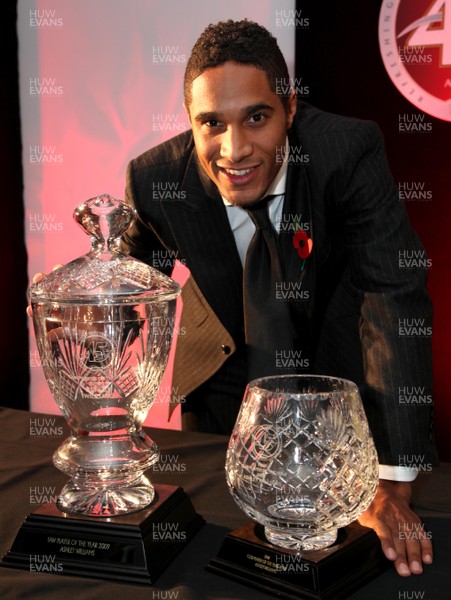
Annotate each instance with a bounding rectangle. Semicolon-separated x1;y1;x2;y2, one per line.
225;375;379;551
29;194;181;517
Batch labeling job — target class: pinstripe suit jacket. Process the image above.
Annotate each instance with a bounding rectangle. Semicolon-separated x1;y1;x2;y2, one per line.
123;102;437;466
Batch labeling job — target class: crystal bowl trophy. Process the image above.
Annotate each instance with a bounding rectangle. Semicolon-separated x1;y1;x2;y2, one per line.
208;375;389;599
2;195;203;584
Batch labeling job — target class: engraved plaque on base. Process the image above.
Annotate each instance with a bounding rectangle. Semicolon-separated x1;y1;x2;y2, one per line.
207;521;390;600
2;484;204;585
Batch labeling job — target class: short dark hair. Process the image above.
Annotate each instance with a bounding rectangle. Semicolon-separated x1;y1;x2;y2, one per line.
184;19;291;111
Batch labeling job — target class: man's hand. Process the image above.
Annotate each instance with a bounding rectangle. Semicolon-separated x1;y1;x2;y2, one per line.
358;479;433;577
26;265;63;316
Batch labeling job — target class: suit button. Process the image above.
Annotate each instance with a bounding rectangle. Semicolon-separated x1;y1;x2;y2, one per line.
221;344;231;355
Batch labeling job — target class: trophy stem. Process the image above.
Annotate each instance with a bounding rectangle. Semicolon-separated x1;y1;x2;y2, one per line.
264;525;338;551
57;474;156;517
53;429;159;517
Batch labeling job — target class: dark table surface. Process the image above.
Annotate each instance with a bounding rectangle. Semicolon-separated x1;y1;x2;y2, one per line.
0;407;450;599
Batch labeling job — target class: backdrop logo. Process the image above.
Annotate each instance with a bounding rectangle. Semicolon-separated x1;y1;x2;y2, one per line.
379;0;451;122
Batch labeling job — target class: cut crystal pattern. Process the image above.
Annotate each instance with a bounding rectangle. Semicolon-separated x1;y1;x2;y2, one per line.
226;375;379;551
74;260;114;290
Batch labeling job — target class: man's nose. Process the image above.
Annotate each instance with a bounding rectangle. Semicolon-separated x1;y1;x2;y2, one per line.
220;126;252;163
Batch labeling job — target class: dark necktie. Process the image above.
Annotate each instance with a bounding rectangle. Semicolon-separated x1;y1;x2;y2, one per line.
243;198;295;381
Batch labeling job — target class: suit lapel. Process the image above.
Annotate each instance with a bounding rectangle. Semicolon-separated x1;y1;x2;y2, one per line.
278;130;316;353
160;150;244;337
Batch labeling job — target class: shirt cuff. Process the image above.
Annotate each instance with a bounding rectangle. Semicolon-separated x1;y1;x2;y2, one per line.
379;464;418;482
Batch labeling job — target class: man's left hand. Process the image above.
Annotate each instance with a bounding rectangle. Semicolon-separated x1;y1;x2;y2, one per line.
358;479;433;577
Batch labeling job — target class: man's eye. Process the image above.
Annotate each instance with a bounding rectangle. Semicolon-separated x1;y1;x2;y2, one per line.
205;120;221;128
249;113;264;123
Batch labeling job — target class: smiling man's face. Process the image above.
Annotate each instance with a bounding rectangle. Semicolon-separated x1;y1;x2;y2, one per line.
186;61;296;206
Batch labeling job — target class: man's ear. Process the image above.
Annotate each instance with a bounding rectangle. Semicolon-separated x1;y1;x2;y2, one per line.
286;89;297;129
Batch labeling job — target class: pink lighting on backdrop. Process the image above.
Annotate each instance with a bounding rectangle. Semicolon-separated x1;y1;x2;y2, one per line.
19;0;295;428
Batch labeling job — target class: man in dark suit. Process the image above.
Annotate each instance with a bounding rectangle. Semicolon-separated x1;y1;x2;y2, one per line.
122;19;437;577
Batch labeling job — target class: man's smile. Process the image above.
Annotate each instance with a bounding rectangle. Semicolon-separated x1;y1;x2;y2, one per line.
217;164;261;185
222;167;254;176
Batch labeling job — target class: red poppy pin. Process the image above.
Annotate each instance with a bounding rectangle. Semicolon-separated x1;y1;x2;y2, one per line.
292;228;313;270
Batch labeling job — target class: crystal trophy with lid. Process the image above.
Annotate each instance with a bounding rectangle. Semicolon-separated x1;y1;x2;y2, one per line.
29;194;181;517
2;195;202;583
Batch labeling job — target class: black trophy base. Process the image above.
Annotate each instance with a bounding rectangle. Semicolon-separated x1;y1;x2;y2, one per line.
1;484;204;585
207;521;390;600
